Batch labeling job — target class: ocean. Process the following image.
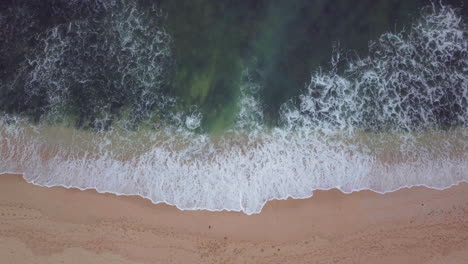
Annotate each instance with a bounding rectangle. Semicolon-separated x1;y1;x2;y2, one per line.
1;0;467;214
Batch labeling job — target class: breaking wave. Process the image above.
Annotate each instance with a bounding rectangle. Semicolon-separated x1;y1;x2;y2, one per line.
282;5;467;132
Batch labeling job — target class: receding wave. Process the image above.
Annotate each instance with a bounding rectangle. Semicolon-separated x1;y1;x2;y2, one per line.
1;3;467;214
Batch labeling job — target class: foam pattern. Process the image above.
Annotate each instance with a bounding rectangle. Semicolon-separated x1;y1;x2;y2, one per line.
282;5;467;133
1;4;467;214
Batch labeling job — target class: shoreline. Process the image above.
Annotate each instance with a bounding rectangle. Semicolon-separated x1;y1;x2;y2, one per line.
3;170;467;215
1;173;467;263
2;123;466;214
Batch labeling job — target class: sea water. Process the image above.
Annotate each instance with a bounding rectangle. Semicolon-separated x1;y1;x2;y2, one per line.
1;1;466;214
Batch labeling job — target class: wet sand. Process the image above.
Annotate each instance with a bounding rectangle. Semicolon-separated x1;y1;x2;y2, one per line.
0;173;467;264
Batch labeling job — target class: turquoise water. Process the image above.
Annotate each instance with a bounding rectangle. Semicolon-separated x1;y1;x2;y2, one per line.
0;1;467;213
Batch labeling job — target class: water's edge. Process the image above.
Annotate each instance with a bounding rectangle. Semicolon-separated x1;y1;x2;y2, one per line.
2;171;466;215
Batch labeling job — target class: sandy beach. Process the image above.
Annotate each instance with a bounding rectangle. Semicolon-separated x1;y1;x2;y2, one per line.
0;173;466;263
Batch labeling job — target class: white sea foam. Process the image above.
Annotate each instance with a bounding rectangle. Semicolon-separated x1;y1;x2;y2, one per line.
20;0;175;129
1;4;467;214
282;4;467;133
1;118;467;214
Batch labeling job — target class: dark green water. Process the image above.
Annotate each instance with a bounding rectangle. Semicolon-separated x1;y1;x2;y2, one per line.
158;0;430;130
0;0;466;132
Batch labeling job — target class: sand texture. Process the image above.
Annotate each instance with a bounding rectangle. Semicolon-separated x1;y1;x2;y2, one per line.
0;173;467;264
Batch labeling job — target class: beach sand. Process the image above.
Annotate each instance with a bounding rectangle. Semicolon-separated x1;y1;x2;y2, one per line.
0;173;467;264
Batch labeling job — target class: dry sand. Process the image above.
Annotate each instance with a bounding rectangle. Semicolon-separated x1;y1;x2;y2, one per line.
0;173;467;264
